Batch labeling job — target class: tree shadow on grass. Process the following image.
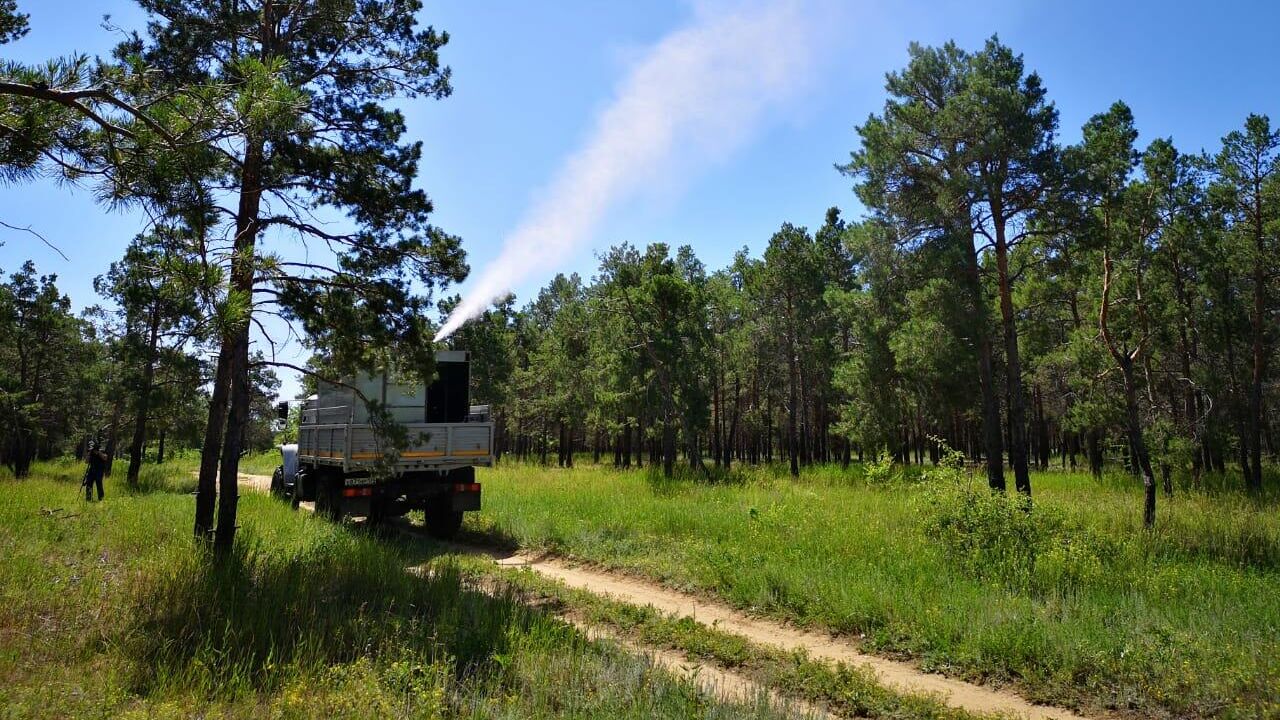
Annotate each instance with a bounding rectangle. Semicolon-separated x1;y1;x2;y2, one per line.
121;525;542;699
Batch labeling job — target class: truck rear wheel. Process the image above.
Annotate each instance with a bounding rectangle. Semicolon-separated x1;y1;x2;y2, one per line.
424;504;463;540
290;470;304;510
270;466;286;499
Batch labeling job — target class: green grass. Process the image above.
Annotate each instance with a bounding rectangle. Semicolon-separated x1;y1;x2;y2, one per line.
470;460;1280;719
0;461;814;719
159;447;283;476
239;449;286;475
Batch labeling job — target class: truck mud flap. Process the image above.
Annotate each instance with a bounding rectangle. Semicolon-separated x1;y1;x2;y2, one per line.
343;497;371;517
451;489;481;512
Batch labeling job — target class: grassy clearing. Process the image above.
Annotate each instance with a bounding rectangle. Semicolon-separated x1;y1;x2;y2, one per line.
470;460;1280;719
0;462;812;719
159;447;283;477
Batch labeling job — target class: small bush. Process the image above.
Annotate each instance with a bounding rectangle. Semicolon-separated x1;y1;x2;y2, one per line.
920;474;1114;594
862;455;899;485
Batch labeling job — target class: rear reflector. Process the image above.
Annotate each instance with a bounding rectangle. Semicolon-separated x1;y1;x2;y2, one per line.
341;487;374;498
452;483;481;493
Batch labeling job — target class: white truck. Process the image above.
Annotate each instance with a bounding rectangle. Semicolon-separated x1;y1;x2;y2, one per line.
272;350;493;538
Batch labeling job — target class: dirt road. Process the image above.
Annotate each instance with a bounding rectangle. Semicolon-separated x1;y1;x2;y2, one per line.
237;473;273;493
199;471;274;493
477;550;1089;720
586;624;834;719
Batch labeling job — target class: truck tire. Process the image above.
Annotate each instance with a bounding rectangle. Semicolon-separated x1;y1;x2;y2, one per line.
270;466;285;499
290;470;304;510
424;504;464;540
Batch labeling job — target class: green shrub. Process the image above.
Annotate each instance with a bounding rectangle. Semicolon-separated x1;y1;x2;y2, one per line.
863;455;899;485
920;475;1114;594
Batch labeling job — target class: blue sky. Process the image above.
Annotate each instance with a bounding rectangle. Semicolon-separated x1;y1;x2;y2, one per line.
2;1;1277;400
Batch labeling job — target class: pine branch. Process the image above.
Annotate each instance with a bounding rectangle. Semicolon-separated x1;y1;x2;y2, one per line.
0;220;68;260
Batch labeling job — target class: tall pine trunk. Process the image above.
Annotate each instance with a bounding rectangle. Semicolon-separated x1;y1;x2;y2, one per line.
103;392;125;477
1119;357;1157;527
993;208;1031;496
1247;224;1265;493
1101;248;1156;526
215;323;252;552
661;421;675;478
724;373;740;471
211;135;266;553
126;301;162;486
786;296;800;478
195;345;231;538
964;230;1006;490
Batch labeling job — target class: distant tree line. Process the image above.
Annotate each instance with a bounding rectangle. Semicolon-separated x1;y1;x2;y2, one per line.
0;254;280;479
449;38;1277;525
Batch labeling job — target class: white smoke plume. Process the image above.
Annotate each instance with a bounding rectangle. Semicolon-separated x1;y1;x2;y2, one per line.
435;0;822;341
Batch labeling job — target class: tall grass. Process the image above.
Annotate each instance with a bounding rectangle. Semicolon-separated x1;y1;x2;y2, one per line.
0;461;805;719
473;459;1280;718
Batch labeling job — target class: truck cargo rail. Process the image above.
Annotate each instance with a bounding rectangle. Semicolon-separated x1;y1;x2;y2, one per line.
298;420;494;472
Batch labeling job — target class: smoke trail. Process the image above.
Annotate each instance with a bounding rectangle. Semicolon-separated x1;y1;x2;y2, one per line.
436;0;821;341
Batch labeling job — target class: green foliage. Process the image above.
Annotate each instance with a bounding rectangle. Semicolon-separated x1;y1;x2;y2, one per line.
861;454;899;485
2;0;474;543
0;262;103;475
0;0;26;44
596;243;714;474
919;473;1112;593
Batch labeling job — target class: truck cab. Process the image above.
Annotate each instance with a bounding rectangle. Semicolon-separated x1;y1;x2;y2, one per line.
280;351;492;538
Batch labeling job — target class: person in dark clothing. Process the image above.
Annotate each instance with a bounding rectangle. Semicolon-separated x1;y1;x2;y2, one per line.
83;445;107;501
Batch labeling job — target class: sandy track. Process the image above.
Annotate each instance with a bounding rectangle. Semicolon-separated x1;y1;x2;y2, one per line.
196;471;275;493
411;546;833;718
237;473;273;492
473;548;1089;720
583;624;834;719
238;476;825;715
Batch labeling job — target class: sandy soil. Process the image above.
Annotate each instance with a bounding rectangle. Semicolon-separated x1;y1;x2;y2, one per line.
196;471;275;493
237;473;273;493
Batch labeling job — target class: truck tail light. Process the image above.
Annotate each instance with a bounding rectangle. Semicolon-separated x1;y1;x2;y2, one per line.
452;483;481;493
341;487;373;498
